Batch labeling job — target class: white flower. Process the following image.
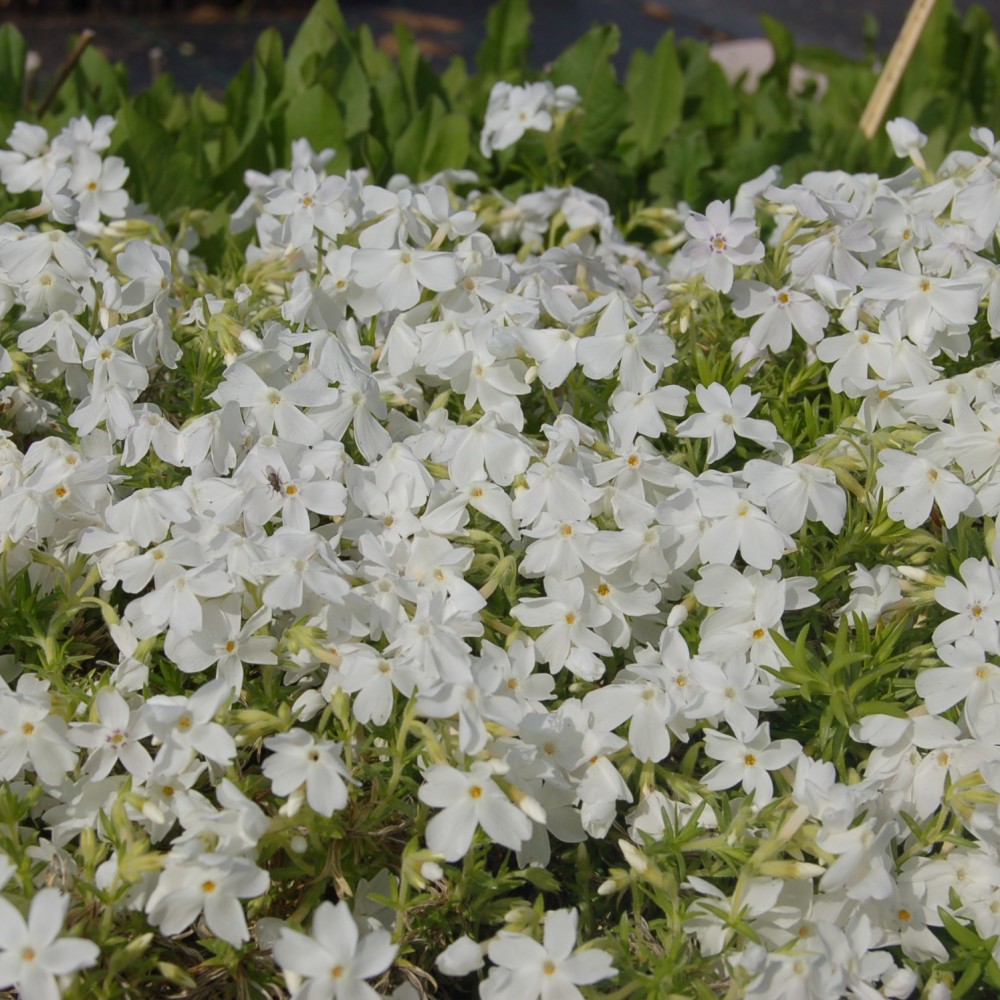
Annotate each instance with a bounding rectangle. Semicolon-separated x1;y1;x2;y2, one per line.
479;82;579;157
876;448;975;529
262;729;353;817
418;761;534;861
730;280;829;353
886;117;928;164
145;852;269;946
272;900;397;1000
0;888;100;1000
679;200;764;293
144;678;236;771
675;383;779;463
481;907;616;1000
701;722;801;807
70;687;152;781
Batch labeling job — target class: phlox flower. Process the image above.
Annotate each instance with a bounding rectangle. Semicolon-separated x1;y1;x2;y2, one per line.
679;199;764;293
351;247;458;312
272;900;397;1000
886;116;928;165
932;557;1000;648
876;448;975;529
116;239;172;314
447;411;534;486
675;383;780;463
479;81;579;157
511;577;612;680
70;686;152;781
697;481;793;570
209;363;333;446
0;679;78;786
917;636;1000;720
68;146;129;223
701;722;801;807
144;678;236;771
582;660;682;763
0;887;100;1000
861;265;981;352
145;852;269;946
481;908;616;1000
418;761;534;861
164;603;277;691
263;728;353;817
838;563;903;628
607;373;687;446
123;562;234;639
743;457;846;534
576;298;676;390
730;280;829;353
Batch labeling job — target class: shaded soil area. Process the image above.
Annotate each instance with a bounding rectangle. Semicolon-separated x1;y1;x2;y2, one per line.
0;0;993;96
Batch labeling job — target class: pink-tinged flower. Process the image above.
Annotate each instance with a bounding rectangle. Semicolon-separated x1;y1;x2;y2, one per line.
679;200;764;293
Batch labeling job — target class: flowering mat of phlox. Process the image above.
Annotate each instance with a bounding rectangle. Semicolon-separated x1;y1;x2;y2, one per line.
3;90;1000;1000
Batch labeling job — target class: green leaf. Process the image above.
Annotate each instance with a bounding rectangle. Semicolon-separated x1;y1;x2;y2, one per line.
517;867;560;892
620;32;683;163
477;0;532;78
394;24;447;115
0;24;26;112
940;908;988;952
283;84;348;169
65;42;130;120
253;27;285;104
331;42;372;139
393;96;469;179
285;0;349;92
549;25;627;157
760;14;795;89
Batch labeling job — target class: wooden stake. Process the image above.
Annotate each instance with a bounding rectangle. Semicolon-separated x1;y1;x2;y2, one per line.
859;0;937;140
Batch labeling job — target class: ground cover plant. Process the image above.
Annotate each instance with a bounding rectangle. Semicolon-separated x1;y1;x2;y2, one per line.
3;0;1000;998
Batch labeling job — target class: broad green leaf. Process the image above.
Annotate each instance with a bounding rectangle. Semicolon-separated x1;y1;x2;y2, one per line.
394;24;447;115
392;95;467;178
330;41;371;139
65;42;130;120
549;25;627;156
283;84;348;169
285;0;349;91
0;24;26;112
620;31;683;163
253;27;285;104
760;14;795;89
477;0;532;78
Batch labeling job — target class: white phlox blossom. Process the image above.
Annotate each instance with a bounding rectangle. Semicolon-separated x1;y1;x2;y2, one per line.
480;81;581;157
273;899;397;1000
480;907;616;1000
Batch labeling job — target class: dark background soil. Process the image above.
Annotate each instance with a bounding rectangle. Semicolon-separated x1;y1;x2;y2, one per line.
0;0;994;96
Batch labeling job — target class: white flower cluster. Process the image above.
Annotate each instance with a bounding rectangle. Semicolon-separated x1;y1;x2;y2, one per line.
479;80;581;157
2;109;1000;997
